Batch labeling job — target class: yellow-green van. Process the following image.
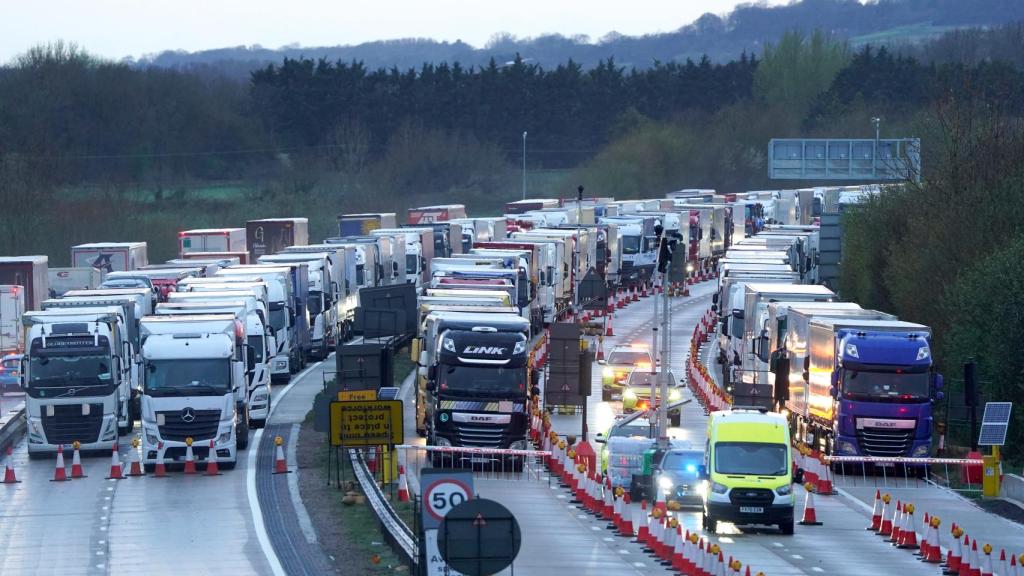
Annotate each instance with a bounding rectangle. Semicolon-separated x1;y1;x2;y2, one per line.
699;408;800;534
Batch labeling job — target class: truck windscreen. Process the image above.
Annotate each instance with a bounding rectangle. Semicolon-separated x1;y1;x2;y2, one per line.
843;369;930;401
440;365;524;395
247;336;264;362
29;353;115;396
145;359;230;395
715;442;788;476
621;236;640;255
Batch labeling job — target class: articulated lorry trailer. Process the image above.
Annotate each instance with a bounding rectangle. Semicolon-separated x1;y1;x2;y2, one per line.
779;315;942;459
139;314;255;468
415;310;533;464
22;307;135;455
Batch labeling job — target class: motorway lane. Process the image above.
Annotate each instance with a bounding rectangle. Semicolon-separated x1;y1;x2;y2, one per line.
0;375;322;574
1;391;25;422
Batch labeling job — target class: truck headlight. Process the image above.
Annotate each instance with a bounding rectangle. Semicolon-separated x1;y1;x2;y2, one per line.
144;427;159;446
275;360;287;369
775;484;792;496
658;476;674;491
513;340;527;355
510;440;529;451
837;440;858;455
711;482;728;494
443;338;456;352
434;436;452;447
669;388;682;402
912;444;930;457
253;392;268;403
217;431;233;445
845;344;859;358
916;346;930;361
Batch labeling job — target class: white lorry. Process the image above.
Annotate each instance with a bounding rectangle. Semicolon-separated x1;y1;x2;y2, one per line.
139;314;253;469
157;298;273;427
259;252;339;360
48;268;105;297
215;266;298;380
22;306;135;455
71;242;148;273
1;285;25;355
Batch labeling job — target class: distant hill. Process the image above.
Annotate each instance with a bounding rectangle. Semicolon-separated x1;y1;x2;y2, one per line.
140;0;1024;78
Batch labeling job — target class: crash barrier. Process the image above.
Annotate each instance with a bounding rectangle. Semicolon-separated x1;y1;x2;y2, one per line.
862;488;1024;576
395;444;551;486
349;448;418;568
688;308;732;413
793;448;988;493
531;413;767;576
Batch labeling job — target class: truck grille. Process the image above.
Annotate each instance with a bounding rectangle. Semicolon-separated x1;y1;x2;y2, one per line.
857;426;913;457
42;403;104;444
157;409;221;442
728;487;774;507
454;423;505;448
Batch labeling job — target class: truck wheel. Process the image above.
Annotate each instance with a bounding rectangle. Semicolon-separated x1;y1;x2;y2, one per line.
779;518;795;535
236;417;250;450
601;389;612;402
416;427;427;438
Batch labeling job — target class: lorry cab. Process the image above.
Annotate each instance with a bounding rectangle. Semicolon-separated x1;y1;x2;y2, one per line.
701;408;798;535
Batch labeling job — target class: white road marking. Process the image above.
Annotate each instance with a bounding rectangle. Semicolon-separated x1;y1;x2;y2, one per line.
247;359;323;576
791;554;804;560
811;567;824;572
287;422;318;544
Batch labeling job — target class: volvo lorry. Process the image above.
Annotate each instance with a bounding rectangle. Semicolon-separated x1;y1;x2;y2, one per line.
139;314;253;468
22;306;135;455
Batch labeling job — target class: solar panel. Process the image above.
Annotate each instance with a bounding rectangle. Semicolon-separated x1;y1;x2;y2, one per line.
978;402;1013;446
377;386;400;401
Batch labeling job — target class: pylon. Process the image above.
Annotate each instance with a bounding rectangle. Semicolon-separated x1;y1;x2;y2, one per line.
605;314;615;337
183;438;197;475
868;489;882;530
397;465;410;502
997;549;1008;576
617;289;626;309
596;336;606;362
602;477;614;520
672;526;686;572
960;539;976;576
126;438;144;477
641;283;649;298
51;444;70;482
632;286;639;302
205;440;222;475
918;513;931;557
68;441;86;478
798;483;822;525
897;504;917;548
980;543;993;576
3;446;20;483
958;536;972;576
879;494;893;535
889;500;903;543
945;530;964;574
107;443;124;479
635;500;650;544
273;435;290;474
153;442;168;478
925;517;943;563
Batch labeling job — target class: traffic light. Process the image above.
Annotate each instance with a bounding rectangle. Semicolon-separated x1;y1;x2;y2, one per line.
655;224;674;274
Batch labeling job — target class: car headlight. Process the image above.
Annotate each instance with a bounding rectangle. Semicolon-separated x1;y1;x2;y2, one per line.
775;484;792;496
442;338;456;353
658;476;674;490
711;481;728;494
837;440;858;455
510;439;529;451
434;436;452;447
912;444;930;457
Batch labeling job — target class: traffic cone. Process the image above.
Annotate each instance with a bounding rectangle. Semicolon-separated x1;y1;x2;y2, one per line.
919;513;931;557
879;494;893;536
888;500;903;542
596;337;606;362
51;444;69;482
960;539;977;576
632;286;639;302
799;483;822;525
635;500;650;544
606;314;615;337
672;526;686;571
717;550;726;576
273;435;289;474
898;504;918;548
2;446;19;484
925;517;943;563
183;438;197;475
71;441;86;478
997;550;1009;576
868;489;882;530
945;529;964;574
602;477;614;520
397;465;410;502
1010;553;1019;576
980;543;993;576
620;493;634;537
126;438;144;477
153;442;168;478
205;440;221;476
107;443;124;479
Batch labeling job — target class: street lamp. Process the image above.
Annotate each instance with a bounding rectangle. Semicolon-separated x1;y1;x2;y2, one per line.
522;131;528;200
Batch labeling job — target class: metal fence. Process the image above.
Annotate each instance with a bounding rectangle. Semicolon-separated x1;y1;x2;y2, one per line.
396;445;552;485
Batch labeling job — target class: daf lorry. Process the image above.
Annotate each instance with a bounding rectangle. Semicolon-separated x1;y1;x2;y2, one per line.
139;314;254;468
22;307;135;455
779;315;942;459
415;311;532;461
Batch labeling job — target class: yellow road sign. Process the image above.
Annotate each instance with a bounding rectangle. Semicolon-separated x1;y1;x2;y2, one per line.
329;400;404;447
338;389;376;401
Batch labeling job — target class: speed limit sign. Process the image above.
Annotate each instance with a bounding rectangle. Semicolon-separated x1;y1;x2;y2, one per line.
419;470;475;530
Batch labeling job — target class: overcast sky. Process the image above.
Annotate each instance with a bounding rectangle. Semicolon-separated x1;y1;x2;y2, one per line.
1;0;788;62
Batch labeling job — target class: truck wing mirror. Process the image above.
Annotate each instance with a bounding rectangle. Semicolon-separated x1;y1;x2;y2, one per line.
731;309;744;320
773;357;790;403
830;370;840;388
933;372;944;390
697;464;708;480
711;293;719;304
793;467;804;484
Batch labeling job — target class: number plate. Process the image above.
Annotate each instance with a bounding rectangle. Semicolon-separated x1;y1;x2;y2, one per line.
470;456;491;464
739;506;764;514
